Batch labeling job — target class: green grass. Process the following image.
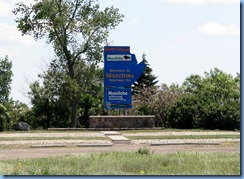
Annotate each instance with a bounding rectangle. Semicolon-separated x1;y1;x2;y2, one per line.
120;129;240;133
0;151;240;175
126;134;240;140
0;130;98;133
0;136;107;141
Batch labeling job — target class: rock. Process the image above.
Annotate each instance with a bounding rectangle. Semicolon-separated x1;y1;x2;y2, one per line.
12;123;19;131
13;122;30;131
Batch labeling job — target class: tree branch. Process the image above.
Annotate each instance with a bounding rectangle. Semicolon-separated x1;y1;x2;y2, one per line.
65;0;80;30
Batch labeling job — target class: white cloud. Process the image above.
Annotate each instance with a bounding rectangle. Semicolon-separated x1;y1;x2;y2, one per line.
1;0;40;17
197;23;240;36
0;0;12;16
11;0;38;5
166;0;239;4
0;23;34;46
129;18;141;25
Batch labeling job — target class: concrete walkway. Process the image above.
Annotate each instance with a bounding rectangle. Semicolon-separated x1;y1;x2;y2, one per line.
103;131;131;144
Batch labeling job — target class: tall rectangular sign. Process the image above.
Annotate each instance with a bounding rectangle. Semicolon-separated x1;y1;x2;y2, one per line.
104;46;146;109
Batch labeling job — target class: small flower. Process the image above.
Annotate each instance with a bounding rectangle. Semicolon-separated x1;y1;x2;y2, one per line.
139;170;145;175
18;162;22;168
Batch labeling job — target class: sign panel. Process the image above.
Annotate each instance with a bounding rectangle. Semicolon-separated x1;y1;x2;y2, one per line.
104;87;132;109
104;46;146;109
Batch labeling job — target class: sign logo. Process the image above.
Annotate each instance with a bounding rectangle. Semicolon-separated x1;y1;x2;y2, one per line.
107;55;131;61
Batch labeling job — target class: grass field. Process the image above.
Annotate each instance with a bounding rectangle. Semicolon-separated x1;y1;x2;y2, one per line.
0;129;240;175
0;149;240;175
126;134;240;140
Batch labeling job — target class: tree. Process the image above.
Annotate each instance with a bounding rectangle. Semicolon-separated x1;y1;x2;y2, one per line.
28;58;104;128
0;104;8;131
167;68;240;130
13;0;124;127
131;83;183;127
0;56;13;131
0;56;13;104
132;53;158;94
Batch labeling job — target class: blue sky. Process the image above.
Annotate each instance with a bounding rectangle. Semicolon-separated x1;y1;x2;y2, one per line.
0;0;240;105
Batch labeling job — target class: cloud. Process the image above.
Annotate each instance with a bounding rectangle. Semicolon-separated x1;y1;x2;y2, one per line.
1;0;39;17
0;0;12;16
166;0;239;5
129;18;141;25
197;23;240;36
12;0;39;5
0;23;34;46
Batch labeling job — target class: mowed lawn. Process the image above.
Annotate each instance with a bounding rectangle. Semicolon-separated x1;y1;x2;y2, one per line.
0;129;240;175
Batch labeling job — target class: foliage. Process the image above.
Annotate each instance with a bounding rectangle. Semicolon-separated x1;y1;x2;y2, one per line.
132;53;158;95
167;68;240;130
28;59;104;128
131;68;239;130
0;100;33;131
0;56;13;131
131;85;158;115
0;56;13;104
136;147;152;155
13;0;124;128
0;152;240;175
5;101;32;131
0;104;8;131
131;83;183;127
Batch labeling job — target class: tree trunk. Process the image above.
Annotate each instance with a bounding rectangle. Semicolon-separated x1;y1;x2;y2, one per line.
65;54;78;128
0;118;3;132
70;98;78;128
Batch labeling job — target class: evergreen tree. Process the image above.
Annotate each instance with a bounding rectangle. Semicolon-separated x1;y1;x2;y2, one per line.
132;53;158;94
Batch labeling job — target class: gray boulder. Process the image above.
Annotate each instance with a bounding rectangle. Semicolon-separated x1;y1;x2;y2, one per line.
13;122;30;131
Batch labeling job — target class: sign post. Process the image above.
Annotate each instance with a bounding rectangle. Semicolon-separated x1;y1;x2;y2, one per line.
104;46;146;109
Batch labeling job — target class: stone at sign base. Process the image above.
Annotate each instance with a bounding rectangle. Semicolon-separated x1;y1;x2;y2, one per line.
89;115;155;128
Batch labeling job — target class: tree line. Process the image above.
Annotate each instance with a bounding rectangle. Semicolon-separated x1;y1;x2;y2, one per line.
0;54;240;131
0;0;240;131
131;67;240;130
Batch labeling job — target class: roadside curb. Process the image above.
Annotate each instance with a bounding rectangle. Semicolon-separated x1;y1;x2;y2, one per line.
77;143;113;147
30;144;67;148
151;142;220;146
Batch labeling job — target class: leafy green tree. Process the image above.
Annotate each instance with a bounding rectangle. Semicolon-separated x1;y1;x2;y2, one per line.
77;65;104;127
13;0;124;128
28;59;71;129
0;56;13;131
167;68;240;130
199;68;240;130
28;58;104;128
132;53;158;95
0;56;13;104
5;100;33;130
0;104;8;131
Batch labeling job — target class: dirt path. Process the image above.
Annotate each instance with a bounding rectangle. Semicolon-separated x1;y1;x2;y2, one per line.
0;144;240;161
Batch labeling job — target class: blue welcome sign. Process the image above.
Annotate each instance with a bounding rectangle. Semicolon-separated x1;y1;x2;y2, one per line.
104;46;146;109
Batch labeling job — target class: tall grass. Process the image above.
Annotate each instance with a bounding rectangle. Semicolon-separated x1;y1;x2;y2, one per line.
0;151;240;175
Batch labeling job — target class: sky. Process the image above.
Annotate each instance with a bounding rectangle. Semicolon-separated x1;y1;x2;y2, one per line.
0;0;240;106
